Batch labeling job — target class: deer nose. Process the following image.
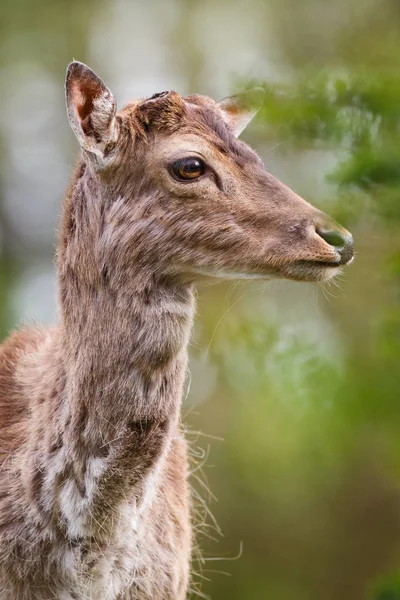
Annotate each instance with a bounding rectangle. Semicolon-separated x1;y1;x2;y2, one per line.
316;226;354;265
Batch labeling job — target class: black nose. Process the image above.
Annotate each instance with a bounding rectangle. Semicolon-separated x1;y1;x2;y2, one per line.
316;227;354;265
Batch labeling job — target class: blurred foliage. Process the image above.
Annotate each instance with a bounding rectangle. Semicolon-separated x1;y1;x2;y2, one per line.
259;71;400;226
191;13;400;600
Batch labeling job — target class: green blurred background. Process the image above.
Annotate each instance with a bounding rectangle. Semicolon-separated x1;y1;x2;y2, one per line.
1;1;400;598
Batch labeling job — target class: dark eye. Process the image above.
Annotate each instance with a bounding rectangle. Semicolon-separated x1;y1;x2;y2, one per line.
170;157;205;181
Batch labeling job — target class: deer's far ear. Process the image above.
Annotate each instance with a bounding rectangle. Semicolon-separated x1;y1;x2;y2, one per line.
217;88;264;138
65;61;118;161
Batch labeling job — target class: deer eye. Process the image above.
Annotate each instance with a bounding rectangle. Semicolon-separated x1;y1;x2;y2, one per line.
170;157;205;181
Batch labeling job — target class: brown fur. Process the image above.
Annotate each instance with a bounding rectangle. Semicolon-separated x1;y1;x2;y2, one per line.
0;62;353;599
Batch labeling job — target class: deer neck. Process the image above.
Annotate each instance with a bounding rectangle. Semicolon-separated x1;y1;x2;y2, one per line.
57;166;195;452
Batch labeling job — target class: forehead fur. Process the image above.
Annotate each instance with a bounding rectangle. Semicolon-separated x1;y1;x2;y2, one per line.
120;91;261;166
120;91;186;136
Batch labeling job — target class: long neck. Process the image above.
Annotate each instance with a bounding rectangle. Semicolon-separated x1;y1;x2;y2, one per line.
60;274;194;442
58;163;195;437
49;163;194;537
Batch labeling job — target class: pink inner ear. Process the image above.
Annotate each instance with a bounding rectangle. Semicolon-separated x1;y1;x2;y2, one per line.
70;76;102;135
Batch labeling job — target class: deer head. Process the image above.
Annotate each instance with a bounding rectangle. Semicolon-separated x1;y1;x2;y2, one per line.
64;61;353;287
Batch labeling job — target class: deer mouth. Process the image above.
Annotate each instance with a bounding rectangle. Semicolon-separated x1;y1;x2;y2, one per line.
280;257;353;282
300;254;354;269
299;260;342;269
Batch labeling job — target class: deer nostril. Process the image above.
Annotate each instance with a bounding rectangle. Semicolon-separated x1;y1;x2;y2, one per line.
316;228;346;248
316;226;354;265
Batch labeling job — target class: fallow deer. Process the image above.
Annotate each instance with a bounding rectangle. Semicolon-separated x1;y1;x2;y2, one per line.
0;61;353;599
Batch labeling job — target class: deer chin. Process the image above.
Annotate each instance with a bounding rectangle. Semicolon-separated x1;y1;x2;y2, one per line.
280;260;345;282
183;260;348;284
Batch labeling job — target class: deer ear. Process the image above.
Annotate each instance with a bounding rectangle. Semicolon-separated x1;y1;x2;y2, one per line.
65;61;118;161
218;88;264;137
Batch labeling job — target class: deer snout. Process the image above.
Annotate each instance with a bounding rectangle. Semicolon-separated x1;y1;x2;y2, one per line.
314;217;354;265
